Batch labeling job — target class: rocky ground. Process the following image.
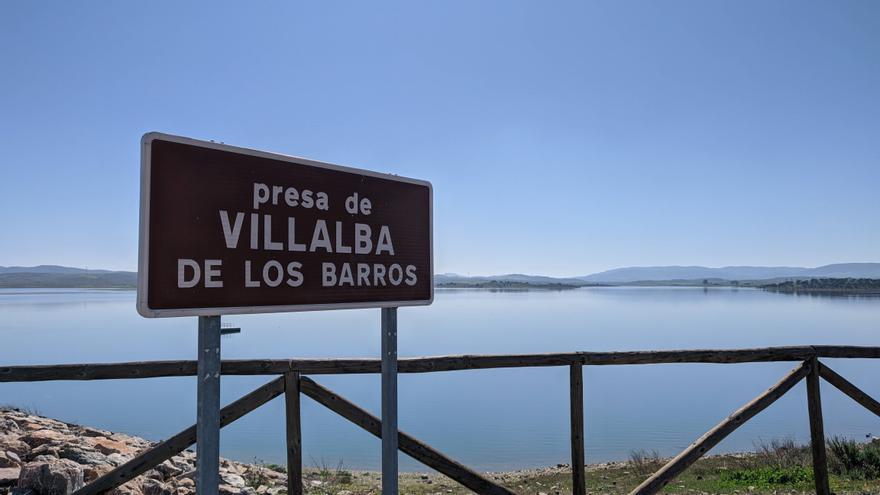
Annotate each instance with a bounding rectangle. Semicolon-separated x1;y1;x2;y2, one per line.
3;407;880;495
0;407;287;495
0;407;484;495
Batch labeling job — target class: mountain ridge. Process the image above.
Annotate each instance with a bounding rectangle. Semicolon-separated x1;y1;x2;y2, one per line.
0;265;116;275
577;263;880;283
2;263;879;288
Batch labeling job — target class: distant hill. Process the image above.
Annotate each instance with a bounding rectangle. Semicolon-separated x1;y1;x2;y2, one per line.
806;263;880;278
434;273;588;286
0;269;136;288
435;263;880;287
436;280;583;290
0;265;115;275
578;263;880;284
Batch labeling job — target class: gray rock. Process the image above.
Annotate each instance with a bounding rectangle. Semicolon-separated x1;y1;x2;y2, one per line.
26;445;59;461
0;420;21;434
0;452;21;469
107;485;144;495
105;453;130;467
0;466;21;486
57;446;106;466
17;459;84;494
79;428;109;438
81;463;113;484
141;479;172;495
0;438;30;459
154;460;183;479
144;469;164;481
220;473;246;488
176;469;196;481
218;484;239;495
174;478;194;491
20;430;71;449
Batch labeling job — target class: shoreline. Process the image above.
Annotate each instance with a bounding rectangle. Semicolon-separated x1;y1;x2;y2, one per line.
4;285;880;296
3;408;880;494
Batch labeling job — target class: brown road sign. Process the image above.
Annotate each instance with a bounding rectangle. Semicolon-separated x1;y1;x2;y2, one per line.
137;133;433;317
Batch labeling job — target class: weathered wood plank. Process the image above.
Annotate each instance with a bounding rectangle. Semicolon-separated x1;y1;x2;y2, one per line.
570;363;585;495
0;361;200;382
5;346;880;382
807;357;831;495
285;373;303;495
813;345;880;359
629;361;810;495
582;347;817;366
819;362;880;417
73;377;285;495
299;376;516;495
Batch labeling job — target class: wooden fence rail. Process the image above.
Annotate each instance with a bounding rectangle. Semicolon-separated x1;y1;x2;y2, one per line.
1;345;878;495
4;345;880;382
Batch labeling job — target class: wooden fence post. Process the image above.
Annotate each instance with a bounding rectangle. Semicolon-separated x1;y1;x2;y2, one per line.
807;357;831;495
285;372;303;495
570;363;585;495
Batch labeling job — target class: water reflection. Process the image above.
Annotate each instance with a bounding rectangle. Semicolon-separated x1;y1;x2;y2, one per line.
769;291;880;301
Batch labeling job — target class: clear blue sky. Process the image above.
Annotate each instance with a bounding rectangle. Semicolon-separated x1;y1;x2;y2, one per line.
1;1;878;276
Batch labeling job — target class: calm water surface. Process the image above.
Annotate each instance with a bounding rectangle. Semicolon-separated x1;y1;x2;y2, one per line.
1;287;878;471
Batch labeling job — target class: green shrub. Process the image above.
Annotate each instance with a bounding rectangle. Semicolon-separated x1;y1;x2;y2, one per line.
720;466;813;487
828;437;880;479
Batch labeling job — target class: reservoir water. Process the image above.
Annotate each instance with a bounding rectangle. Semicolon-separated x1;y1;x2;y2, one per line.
1;287;878;471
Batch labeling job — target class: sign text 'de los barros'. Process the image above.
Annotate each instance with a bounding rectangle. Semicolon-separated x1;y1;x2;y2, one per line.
137;133;432;317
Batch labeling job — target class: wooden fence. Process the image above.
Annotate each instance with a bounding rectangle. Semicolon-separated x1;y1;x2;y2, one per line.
2;345;880;495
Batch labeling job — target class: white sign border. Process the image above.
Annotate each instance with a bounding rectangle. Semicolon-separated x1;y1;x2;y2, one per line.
137;132;434;318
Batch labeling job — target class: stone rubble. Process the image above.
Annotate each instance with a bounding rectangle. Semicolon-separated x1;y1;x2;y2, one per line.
0;408;287;495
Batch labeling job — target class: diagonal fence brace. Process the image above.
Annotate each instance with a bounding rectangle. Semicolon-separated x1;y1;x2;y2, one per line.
629;361;810;495
299;376;517;495
819;362;880;417
73;376;285;495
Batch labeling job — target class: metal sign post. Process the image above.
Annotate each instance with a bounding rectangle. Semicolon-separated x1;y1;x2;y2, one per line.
381;307;398;495
196;315;221;495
